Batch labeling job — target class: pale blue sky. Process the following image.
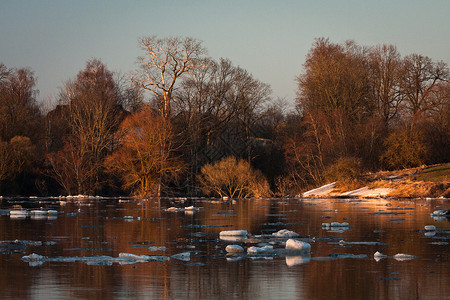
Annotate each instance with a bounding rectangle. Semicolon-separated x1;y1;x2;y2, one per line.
1;0;449;107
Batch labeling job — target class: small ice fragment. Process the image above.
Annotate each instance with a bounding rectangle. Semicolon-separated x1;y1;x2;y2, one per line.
374;251;388;261
321;223;330;228
165;207;180;212
148;246;167;252
47;210;58;215
184;206;198;211
247;245;273;254
272;229;299;238
172;252;191;261
331;222;349;227
118;253;151;261
22;253;46;262
285;239;311;252
424;225;436;231
225;245;244;254
393;253;417;261
219;230;248;236
10;210;28;216
30;210;46;215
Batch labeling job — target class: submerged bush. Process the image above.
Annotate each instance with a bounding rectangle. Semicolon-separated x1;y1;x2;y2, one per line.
198;156;271;198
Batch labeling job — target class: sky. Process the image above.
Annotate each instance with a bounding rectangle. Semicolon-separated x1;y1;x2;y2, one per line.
1;0;449;109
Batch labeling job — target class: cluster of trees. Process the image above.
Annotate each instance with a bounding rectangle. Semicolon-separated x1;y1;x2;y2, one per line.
285;38;449;192
0;37;448;197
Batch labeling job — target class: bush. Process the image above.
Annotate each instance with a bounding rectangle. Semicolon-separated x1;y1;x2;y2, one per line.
381;128;428;169
198;156;271;198
324;157;362;184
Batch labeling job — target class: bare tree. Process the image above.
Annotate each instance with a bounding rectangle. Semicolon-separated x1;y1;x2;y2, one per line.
132;36;207;118
173;58;271;194
47;59;125;194
400;54;449;124
368;44;403;127
0;63;42;142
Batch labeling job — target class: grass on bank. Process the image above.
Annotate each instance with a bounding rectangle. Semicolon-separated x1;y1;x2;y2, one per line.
365;163;450;198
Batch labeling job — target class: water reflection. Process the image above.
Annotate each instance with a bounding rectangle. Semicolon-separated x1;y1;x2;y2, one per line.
0;197;448;299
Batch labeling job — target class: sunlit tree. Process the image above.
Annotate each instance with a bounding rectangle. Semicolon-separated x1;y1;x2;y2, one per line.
105;107;183;196
132;36;207;118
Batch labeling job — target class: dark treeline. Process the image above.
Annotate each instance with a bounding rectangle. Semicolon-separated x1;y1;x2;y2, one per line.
0;37;449;197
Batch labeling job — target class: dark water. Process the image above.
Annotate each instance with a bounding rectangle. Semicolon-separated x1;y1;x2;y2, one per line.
0;196;449;299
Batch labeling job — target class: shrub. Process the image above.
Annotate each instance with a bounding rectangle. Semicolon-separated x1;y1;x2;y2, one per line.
324;157;362;184
198;156;271;198
381;128;428;169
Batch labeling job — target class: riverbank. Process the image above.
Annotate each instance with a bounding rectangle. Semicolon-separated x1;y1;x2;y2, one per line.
302;164;450;199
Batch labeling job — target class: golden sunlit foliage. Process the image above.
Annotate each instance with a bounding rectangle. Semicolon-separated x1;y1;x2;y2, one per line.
198;156;271;198
105;107;183;196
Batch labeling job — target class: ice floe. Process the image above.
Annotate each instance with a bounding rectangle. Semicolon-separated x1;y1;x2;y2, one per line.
430;209;449;217
373;251;388;261
301;182;336;197
247;245;274;254
225;245;245;254
393;253;417;261
285;239;311;252
148;246;167;252
165;206;200;212
22;252;170;266
272;229;299;238
424;225;437;231
219;230;248;237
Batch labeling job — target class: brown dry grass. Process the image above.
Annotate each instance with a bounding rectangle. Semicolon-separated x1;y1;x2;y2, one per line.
358;164;449;198
386;180;449;198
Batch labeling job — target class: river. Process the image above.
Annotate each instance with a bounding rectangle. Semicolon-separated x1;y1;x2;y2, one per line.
0;196;448;299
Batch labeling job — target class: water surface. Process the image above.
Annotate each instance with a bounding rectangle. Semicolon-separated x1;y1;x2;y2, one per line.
0;197;449;299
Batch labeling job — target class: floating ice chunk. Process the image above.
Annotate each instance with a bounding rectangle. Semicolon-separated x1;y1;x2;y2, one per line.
219;230;248;236
374;251;388;261
286;255;311;267
225;245;245;254
247;245;274;254
272;229;299;238
184;206;198;211
165;207;181;212
321;223;331;228
430;209;449;217
424;225;436;231
330;222;349;227
47;210;58;215
393;253;417;261
285;239;311;252
172;252;191;261
329;253;367;259
10;210;28;217
148;246;167;252
119;253;151;261
337;240;382;246
22;253;46;262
